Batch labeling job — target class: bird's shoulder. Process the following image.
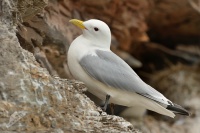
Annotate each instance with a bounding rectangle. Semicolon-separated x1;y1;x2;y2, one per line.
83;49;128;65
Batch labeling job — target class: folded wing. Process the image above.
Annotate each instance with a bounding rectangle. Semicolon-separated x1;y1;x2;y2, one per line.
79;49;171;106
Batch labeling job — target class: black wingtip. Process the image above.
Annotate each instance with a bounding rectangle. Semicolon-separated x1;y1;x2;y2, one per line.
167;103;190;116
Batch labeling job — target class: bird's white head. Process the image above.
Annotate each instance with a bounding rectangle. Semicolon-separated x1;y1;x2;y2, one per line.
69;19;111;48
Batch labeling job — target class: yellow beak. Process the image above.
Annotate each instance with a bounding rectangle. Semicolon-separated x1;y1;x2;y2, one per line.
69;19;86;29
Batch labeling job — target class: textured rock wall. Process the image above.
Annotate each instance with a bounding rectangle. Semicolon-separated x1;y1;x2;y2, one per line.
8;0;200;133
148;0;200;45
0;0;140;132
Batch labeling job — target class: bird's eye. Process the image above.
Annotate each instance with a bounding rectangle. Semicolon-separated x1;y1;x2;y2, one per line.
94;27;99;31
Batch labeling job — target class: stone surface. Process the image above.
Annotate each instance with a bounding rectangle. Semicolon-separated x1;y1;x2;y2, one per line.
148;0;200;45
0;0;140;132
5;0;200;132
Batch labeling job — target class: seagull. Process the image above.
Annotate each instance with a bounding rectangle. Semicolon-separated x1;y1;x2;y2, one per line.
68;19;189;118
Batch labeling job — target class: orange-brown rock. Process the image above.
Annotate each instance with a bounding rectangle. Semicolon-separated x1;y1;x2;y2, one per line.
147;0;200;44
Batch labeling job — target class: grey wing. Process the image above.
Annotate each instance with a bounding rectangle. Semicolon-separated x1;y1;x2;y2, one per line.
79;50;170;105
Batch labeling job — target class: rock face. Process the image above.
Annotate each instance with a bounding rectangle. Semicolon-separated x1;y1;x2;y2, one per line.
0;0;139;132
3;0;200;133
148;0;200;45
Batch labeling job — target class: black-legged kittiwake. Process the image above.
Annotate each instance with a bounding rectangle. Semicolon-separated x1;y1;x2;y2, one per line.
68;19;190;118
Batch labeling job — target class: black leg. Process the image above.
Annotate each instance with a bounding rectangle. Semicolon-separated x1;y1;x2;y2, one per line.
102;95;110;111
